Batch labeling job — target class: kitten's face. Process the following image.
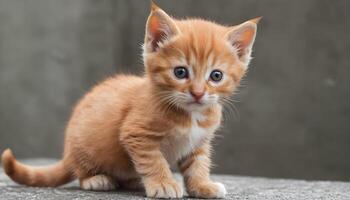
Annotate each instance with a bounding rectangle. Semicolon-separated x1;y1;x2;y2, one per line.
144;4;259;112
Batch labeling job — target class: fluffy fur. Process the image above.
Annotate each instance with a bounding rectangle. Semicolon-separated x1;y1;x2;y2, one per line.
1;2;260;199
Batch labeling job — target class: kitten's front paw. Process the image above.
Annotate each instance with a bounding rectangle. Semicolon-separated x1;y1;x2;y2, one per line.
144;178;183;198
187;181;226;199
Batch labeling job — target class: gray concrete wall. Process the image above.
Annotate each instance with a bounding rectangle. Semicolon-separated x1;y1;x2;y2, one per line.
0;0;349;181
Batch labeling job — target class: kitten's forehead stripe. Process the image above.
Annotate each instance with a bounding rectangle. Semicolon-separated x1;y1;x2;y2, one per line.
183;31;220;81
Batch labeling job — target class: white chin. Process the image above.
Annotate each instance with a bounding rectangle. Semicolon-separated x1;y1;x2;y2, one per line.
182;102;209;112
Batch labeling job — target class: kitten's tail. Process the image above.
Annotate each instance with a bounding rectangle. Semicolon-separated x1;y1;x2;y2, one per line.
1;149;73;187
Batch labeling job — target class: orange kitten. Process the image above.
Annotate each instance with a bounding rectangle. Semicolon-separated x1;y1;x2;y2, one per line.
1;2;260;199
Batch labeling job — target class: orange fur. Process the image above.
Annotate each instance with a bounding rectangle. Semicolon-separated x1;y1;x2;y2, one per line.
1;2;259;199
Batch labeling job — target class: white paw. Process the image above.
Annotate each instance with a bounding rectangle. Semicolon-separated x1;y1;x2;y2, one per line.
81;175;116;191
145;179;183;198
187;181;227;199
214;182;227;198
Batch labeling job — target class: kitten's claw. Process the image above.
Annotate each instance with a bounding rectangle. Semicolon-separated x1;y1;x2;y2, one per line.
145;178;183;198
80;175;116;191
187;181;226;199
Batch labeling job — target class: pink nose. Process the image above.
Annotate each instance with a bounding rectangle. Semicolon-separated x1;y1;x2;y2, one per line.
190;91;205;101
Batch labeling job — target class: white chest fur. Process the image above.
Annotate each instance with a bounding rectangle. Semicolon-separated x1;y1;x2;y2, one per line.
161;112;219;165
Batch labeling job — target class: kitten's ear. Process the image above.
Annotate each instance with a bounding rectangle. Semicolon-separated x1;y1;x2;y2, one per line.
226;17;261;66
144;2;180;52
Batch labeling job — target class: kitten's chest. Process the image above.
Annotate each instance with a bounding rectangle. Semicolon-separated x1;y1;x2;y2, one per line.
160;112;219;165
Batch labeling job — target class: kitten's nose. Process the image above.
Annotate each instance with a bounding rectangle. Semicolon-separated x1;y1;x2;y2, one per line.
190;90;205;101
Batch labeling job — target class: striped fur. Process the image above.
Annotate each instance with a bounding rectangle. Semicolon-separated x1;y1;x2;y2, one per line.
1;2;259;199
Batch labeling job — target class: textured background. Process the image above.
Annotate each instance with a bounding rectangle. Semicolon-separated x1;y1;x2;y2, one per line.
0;0;349;181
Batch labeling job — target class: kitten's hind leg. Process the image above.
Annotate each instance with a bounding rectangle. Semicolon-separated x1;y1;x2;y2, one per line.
80;175;117;191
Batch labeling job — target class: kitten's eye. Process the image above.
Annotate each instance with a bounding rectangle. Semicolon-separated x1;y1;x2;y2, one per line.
210;70;223;82
174;67;189;79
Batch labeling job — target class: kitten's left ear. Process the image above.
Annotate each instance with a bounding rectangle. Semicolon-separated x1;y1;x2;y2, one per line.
226;17;261;66
144;2;180;52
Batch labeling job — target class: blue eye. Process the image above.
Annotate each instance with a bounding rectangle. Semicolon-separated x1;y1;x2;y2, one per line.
174;67;189;79
210;70;223;82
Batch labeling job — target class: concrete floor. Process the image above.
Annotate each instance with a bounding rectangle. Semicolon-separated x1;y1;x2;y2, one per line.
1;159;350;200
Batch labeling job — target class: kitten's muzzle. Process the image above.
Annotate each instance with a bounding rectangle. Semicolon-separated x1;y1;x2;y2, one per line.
190;90;205;102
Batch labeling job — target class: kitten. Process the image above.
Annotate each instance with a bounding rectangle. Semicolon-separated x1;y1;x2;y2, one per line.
1;2;260;199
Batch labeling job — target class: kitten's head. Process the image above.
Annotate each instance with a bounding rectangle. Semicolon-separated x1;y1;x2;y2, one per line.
144;3;260;112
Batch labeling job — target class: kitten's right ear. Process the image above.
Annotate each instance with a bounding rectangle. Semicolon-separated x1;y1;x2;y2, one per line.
225;17;261;66
144;1;180;52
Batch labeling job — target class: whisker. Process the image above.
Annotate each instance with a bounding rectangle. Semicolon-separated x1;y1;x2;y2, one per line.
221;96;240;121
